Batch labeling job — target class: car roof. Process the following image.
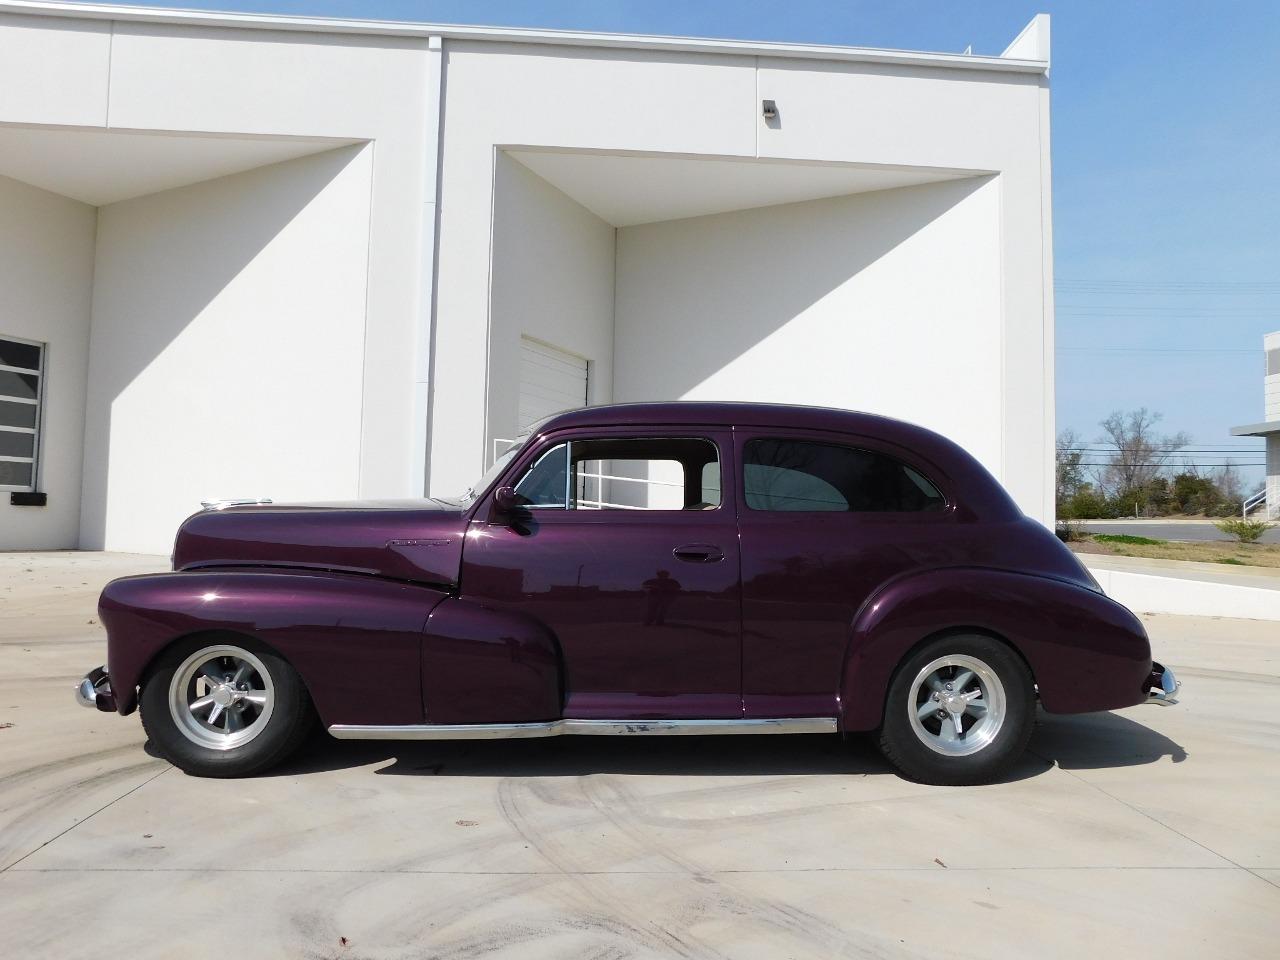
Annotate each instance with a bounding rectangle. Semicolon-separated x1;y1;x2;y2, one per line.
540;401;917;435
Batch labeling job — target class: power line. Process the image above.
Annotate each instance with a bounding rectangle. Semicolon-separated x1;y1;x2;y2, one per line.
1064;450;1262;454
1073;463;1265;468
1054;350;1254;358
1056;279;1280;293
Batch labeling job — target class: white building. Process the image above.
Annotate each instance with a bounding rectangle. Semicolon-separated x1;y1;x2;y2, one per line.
1230;331;1280;519
0;1;1056;553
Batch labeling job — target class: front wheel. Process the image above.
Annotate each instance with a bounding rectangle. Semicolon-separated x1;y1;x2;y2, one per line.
139;636;313;778
877;634;1035;786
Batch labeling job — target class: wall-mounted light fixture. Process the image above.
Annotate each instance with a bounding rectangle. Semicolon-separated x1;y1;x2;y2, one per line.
761;99;778;121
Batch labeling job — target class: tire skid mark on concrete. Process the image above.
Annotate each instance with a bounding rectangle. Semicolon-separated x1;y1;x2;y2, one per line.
0;742;148;797
494;775;718;959
1;760;169;871
579;774;888;959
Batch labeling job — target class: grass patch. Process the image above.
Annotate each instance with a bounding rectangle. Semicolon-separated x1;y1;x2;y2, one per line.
1093;533;1168;546
1069;536;1280;570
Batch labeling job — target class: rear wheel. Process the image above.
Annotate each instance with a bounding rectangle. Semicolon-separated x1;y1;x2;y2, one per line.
877;634;1034;785
139;636;313;778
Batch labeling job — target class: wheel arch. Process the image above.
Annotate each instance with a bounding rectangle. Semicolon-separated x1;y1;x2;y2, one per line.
135;628;310;700
838;566;1148;731
99;570;446;726
882;624;1038;698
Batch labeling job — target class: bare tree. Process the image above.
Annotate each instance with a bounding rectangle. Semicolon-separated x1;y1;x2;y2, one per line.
1095;409;1190;501
1055;428;1085;508
1212;462;1244;505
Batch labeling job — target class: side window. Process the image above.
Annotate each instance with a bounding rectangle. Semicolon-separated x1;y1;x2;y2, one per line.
512;437;721;511
744;438;944;513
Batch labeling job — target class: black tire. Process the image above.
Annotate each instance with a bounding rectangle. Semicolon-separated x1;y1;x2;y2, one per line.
877;633;1034;786
139;635;314;778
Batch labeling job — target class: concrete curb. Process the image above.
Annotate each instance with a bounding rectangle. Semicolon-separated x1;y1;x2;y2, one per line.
1082;557;1280;622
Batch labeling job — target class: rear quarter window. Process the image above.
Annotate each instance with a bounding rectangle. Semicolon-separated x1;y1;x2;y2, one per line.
744;438;945;513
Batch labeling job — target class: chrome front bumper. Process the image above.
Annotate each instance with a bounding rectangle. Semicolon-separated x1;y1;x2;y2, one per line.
75;666;117;712
1145;662;1180;706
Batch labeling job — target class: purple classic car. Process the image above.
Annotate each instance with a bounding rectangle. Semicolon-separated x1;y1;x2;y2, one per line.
76;402;1179;784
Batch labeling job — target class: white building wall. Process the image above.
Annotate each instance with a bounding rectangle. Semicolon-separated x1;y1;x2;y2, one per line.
101;23;434;502
485;155;616;459
1267;437;1280;520
0;175;96;549
614;178;1003;475
0;6;1055;543
432;40;1053;523
1264;330;1280;422
754;60;1052;522
0;11;111;126
80;147;372;552
431;42;757;497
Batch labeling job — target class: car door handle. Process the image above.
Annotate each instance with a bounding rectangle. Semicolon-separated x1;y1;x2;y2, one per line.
672;543;724;563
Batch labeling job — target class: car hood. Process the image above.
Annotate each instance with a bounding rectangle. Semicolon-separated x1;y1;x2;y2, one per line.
171;499;470;589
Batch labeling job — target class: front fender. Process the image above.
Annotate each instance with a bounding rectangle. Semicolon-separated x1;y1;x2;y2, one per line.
839;568;1154;731
421;598;563;724
98;570;447;725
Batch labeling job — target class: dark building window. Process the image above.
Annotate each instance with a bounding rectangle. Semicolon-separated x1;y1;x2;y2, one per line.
0;337;43;491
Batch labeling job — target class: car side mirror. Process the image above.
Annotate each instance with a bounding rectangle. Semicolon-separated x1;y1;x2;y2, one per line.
492;485;522;515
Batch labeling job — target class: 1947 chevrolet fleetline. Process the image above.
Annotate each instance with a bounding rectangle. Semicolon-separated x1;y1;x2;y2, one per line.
77;402;1179;785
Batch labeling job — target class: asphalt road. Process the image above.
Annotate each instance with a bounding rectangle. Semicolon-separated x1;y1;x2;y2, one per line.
1074;520;1280;544
3;552;1279;958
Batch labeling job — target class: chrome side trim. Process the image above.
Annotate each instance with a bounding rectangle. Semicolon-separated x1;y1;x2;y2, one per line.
327;717;838;740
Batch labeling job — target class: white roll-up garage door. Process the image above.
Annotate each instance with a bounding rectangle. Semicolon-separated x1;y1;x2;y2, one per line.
518;337;588;430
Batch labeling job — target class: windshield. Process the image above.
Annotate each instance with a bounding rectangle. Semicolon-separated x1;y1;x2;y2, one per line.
457;435;527;504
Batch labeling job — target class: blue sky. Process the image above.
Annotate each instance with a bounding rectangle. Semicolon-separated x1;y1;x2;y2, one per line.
79;1;1280;481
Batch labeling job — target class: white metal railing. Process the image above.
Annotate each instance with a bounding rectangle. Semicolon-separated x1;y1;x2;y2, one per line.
492;440;699;510
576;465;681;510
1243;487;1267;519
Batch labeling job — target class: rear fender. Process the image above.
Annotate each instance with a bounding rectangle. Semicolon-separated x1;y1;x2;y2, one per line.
838;568;1154;731
98;570;447;725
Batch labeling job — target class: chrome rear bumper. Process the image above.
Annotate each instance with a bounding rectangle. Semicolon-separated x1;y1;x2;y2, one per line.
75;666;117;712
1145;662;1180;706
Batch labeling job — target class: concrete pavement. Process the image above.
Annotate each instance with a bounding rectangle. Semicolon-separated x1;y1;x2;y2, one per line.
2;552;1278;958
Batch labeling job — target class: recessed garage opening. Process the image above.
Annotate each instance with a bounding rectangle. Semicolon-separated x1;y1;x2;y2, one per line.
485;147;1003;481
0;123;370;552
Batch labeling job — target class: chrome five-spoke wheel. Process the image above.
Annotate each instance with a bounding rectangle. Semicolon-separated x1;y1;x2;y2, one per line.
168;644;275;750
908;654;1006;757
879;634;1034;785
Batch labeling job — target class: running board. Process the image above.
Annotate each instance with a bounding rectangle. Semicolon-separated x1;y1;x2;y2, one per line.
327;717;838;740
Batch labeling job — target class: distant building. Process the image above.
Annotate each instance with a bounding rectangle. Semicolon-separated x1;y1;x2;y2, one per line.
0;3;1056;552
1230;331;1280;519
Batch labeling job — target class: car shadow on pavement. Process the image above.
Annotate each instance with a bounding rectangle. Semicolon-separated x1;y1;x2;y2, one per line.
250;709;1185;782
1027;709;1187;770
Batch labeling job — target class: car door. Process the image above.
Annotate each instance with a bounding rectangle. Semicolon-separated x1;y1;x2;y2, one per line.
460;426;742;720
734;428;954;719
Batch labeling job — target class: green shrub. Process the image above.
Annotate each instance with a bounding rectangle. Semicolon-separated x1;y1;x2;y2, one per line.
1215;519;1274;544
1062;488;1112;520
